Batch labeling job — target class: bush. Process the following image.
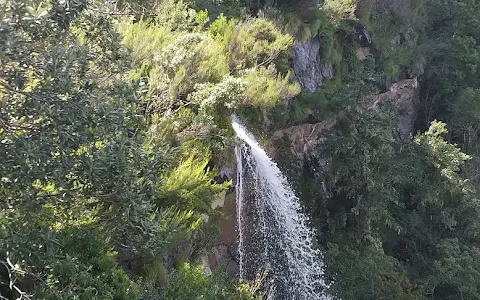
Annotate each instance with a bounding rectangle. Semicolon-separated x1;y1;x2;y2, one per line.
157;154;231;214
161;263;257;300
225;18;294;72
244;66;300;110
1;224;140;299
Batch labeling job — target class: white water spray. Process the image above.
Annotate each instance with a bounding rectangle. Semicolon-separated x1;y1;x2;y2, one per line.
233;116;331;300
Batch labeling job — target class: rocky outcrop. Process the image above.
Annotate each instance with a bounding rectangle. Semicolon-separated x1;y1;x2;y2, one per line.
273;77;419;159
371;77;419;138
202;191;239;277
273;115;340;158
356;47;371;60
292;36;333;93
354;23;372;46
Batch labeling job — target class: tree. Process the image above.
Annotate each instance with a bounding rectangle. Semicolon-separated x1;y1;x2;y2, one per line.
0;1;231;298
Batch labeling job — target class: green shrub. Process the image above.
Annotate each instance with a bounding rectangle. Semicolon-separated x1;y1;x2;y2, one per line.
119;21;174;62
1;224;140;300
244;66;300;110
161;263;257;300
157;154;231;214
226;18;294;72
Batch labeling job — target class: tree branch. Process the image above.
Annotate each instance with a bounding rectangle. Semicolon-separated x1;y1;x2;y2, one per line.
0;81;65;104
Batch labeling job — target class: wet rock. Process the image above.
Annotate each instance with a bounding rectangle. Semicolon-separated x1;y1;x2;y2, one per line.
226;260;240;278
219;165;235;182
202;191;240;277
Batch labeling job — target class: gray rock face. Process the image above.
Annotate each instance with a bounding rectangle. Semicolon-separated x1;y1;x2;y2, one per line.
371;77;420;138
292;36;333;93
321;63;333;79
202;191;239;278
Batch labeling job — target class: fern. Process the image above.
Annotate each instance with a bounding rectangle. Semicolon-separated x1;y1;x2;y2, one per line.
157;154;231;214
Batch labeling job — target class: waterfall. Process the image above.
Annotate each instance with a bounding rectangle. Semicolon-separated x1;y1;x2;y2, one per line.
233;117;331;300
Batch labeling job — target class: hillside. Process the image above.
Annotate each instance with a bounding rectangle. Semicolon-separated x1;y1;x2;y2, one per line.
1;0;480;299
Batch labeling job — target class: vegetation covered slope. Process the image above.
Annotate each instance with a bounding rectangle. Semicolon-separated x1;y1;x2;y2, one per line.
1;0;480;299
0;0;291;298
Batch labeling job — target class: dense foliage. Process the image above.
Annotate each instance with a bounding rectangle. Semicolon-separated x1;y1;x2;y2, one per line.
2;0;480;299
270;1;480;299
0;0;282;298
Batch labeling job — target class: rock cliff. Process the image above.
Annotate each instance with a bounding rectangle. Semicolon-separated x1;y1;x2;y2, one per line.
371;77;419;138
274;77;420;159
292;36;333;93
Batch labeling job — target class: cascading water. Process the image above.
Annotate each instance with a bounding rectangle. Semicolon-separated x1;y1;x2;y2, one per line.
233;116;331;300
